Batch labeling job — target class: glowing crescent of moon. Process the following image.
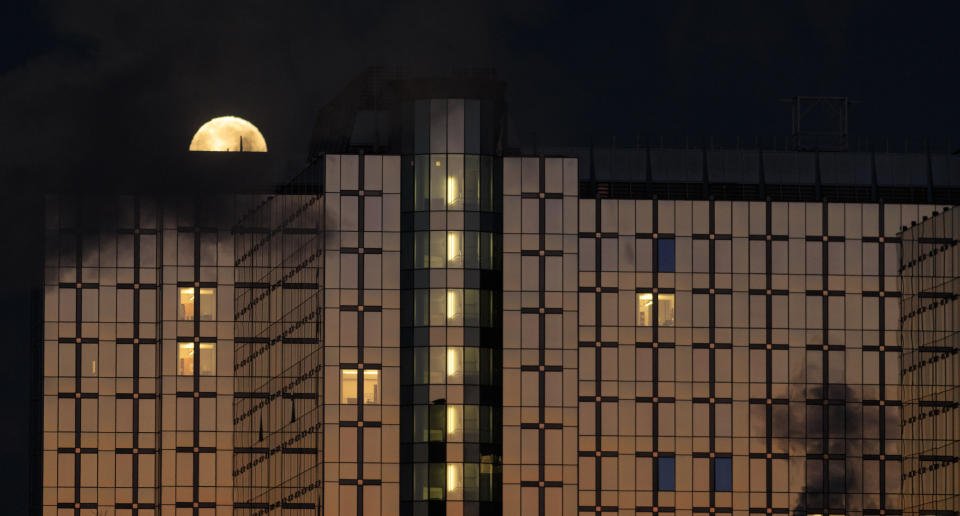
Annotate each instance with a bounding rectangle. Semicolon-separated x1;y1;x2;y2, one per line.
189;116;267;152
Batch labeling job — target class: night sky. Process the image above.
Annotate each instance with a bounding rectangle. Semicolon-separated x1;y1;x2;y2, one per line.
2;1;959;508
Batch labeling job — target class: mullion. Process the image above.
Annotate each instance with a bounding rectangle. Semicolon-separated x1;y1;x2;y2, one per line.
538;157;546;514
708;200;717;506
764;202;774;512
877;201;887;504
593;198;602;513
132;198;141;513
820;202;830;509
652;199;660;509
357;156;366;516
74;217;84;515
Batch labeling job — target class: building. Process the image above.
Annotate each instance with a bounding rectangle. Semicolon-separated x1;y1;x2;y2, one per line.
38;70;960;516
901;207;960;515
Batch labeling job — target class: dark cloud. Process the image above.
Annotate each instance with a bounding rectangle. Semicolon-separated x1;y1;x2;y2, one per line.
3;1;958;184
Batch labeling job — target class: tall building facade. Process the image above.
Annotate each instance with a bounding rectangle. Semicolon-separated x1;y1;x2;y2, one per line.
901;207;960;515
38;70;960;516
41;195;245;514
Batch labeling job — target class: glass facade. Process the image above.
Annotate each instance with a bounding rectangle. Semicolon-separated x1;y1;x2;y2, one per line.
39;148;955;516
558;198;938;516
42;195;239;514
322;154;403;516
232;184;324;514
501;156;580;515
400;99;503;516
901;207;960;515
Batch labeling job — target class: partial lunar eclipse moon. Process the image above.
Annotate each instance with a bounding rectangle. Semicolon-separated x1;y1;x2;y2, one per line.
189;116;267;152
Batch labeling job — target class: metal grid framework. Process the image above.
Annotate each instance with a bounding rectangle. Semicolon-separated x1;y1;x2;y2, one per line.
501;156;580;515
900;207;960;515
560;198;941;516
38;153;954;516
41;195;241;515
232;169;325;515
321;154;403;516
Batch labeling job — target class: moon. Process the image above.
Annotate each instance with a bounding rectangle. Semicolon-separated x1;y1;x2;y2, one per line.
189;116;267;152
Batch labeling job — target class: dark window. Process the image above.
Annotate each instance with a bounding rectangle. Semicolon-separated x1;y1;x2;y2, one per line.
464;155;481;211
414;155;429;210
657;457;675;491
414;232;429;268
413;463;445;500
429;404;445;442
658;239;676;272
715;458;732;491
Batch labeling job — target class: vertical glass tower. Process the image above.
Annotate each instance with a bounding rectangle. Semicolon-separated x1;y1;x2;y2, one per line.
399;97;504;516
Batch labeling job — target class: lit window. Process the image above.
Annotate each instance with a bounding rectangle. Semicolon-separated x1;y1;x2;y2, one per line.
447;173;462;208
447;404;462;441
341;369;377;404
447;462;463;499
638;293;654;326
657;457;675;491
447;347;462;382
178;287;215;321
341;369;358;404
363;370;379;404
447;289;463;325
447;231;463;267
715;457;732;491
637;293;675;327
448;154;463;209
177;342;215;376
